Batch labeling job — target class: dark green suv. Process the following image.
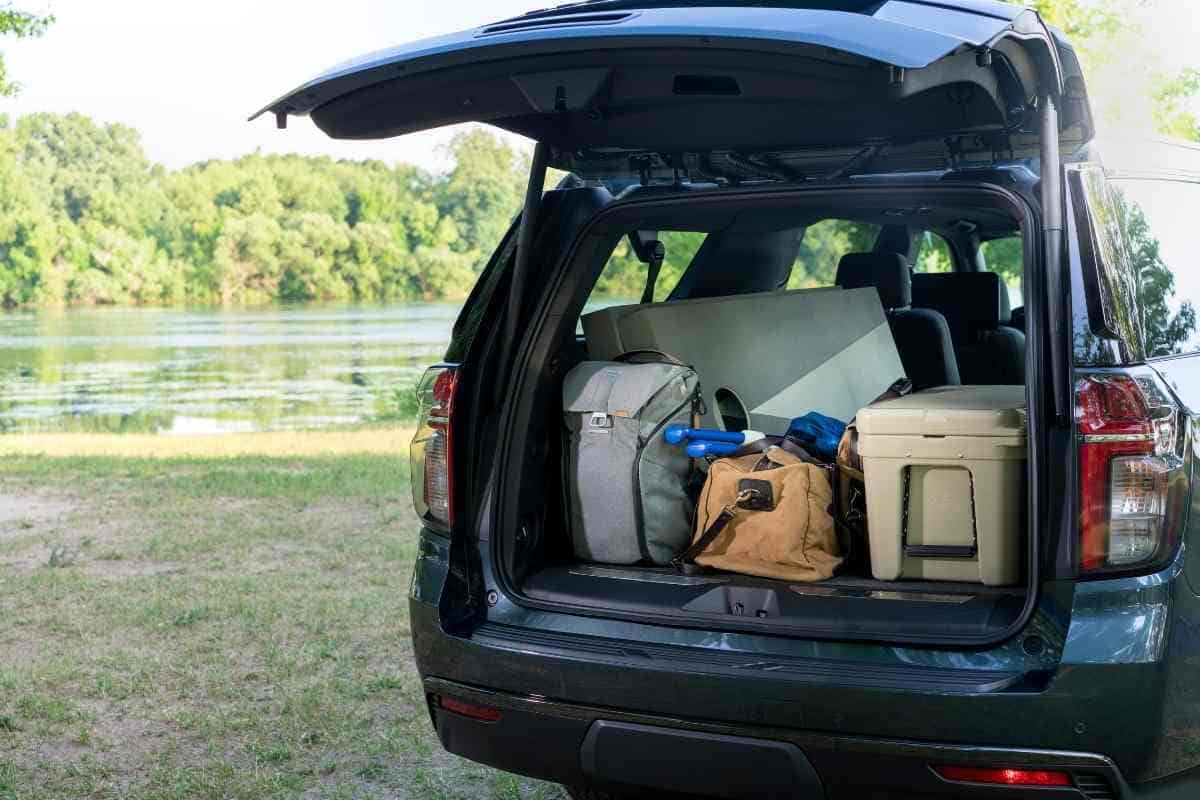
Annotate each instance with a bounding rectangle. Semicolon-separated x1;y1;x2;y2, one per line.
261;2;1200;797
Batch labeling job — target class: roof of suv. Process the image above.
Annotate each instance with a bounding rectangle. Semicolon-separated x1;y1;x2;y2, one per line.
500;0;1025;24
257;0;1089;179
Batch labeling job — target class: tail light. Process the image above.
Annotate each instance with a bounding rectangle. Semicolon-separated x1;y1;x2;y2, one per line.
434;695;502;722
934;766;1072;788
411;365;459;529
1076;372;1183;574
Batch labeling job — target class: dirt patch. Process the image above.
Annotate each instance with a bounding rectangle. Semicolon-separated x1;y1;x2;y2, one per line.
0;491;76;537
79;559;188;578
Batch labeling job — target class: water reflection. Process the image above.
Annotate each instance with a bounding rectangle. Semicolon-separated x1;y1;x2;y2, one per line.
0;304;459;434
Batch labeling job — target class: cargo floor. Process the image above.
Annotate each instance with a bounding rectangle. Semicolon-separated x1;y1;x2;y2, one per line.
521;565;1026;641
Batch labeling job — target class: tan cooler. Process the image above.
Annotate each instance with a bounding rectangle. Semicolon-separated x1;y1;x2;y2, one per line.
856;386;1027;586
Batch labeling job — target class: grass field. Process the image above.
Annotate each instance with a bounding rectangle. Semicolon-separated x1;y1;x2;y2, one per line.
0;431;566;800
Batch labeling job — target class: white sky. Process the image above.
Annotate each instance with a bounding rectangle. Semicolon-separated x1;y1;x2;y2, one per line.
2;0;1199;172
1;0;540;170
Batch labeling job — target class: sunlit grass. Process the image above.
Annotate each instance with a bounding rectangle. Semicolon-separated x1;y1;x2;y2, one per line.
0;432;563;800
0;428;415;459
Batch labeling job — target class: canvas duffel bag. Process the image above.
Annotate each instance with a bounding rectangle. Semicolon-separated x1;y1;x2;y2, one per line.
674;445;842;582
562;354;703;565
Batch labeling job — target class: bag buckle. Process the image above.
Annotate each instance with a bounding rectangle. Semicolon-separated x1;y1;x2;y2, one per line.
719;489;754;518
736;479;775;511
588;412;611;430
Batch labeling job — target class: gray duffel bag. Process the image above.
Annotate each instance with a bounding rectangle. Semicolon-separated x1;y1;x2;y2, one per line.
562;354;702;565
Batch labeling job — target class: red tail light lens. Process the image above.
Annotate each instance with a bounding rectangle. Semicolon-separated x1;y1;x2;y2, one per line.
1076;374;1180;573
411;366;458;529
935;766;1072;787
436;695;502;722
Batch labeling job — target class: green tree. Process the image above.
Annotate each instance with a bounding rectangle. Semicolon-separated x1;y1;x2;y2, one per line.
790;220;878;289
1151;68;1200;141
436;129;528;268
1113;190;1198;357
0;4;52;97
0;121;57;306
0;113;543;307
1009;0;1200;144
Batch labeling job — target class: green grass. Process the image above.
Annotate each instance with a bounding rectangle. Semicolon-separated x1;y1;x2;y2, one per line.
0;431;566;800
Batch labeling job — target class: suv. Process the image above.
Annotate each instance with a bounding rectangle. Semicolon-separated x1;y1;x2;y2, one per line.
261;3;1200;798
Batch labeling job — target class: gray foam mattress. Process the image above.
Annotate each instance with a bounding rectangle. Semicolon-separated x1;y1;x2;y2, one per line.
582;287;906;433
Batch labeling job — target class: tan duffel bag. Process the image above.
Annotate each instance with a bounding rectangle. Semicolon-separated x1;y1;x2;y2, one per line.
672;445;842;582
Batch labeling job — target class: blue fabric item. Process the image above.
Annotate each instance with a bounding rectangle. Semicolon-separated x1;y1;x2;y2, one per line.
786;412;847;462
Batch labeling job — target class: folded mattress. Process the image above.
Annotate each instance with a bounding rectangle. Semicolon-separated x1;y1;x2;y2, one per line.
582;287;906;432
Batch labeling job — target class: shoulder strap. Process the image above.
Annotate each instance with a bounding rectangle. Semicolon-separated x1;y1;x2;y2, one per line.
672;484;766;573
671;506;738;573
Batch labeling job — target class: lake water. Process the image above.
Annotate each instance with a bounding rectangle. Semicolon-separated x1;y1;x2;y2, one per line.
0;304;460;434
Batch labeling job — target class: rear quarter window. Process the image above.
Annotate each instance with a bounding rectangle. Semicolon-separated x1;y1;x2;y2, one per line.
980;236;1023;308
788;219;880;289
586;231;705;306
912;231;954;274
1109;178;1200;358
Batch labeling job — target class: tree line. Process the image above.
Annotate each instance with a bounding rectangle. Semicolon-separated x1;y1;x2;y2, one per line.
0;1;1196;310
0;113;531;307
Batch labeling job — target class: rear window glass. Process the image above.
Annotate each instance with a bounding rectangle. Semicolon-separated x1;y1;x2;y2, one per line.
912;231;954;274
980;236;1023;308
584;231;705;310
1110;179;1200;358
787;219;880;289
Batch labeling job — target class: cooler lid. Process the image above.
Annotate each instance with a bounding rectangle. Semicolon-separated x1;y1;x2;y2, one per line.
856;385;1027;438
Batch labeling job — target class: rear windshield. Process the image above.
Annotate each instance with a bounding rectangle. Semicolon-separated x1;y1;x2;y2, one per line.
583;218;882;310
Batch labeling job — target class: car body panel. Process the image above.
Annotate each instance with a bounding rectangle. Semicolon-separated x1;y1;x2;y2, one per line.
408;535;1194;786
259;1;1022;120
253;2;1083;173
401;159;1200;790
250;1;1200;793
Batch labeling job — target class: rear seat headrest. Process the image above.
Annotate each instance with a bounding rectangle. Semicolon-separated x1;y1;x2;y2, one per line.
667;227;803;301
835;253;911;310
911;272;1004;334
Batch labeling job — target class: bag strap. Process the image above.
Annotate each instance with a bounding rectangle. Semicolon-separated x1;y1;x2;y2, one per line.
672;487;755;573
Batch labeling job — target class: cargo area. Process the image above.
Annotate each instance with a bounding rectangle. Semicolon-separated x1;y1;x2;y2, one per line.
499;184;1038;644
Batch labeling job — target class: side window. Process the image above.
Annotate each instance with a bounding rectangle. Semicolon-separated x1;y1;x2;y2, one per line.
583;231;705;312
980;237;1024;309
788;219;880;289
912;231;954;274
1109;178;1200;358
1072;167;1145;358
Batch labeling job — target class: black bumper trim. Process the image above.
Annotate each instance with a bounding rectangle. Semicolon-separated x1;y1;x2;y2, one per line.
425;676;1130;799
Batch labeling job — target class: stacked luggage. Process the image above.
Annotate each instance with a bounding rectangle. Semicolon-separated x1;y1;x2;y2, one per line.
564;290;1028;588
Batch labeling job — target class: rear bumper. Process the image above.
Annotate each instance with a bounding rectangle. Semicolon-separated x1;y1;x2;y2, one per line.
427;676;1132;799
411;586;1200;797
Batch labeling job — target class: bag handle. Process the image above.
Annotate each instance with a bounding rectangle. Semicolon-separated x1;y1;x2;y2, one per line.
732;435;827;467
871;377;914;405
614;348;687;366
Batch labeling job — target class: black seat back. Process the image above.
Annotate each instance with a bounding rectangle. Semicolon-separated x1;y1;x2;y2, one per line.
836;253;960;391
668;227;803;301
911;272;1025;385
